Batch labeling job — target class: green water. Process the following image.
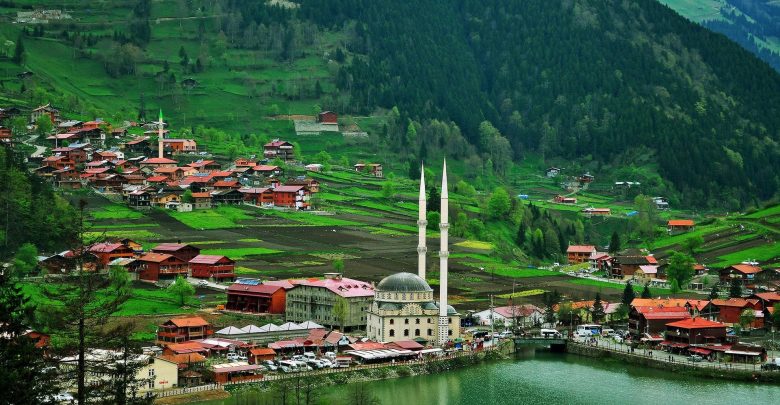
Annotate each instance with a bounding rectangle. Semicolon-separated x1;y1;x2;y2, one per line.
201;351;780;405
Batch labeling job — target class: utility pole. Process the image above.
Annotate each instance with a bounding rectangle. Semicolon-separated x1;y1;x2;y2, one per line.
511;282;516;333
490;295;495;340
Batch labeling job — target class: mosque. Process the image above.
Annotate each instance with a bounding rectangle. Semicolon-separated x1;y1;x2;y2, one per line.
366;161;461;345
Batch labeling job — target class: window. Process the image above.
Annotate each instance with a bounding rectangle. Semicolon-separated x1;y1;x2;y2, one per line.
390;329;395;337
427;318;431;324
390;319;394;325
427;329;432;336
415;329;420;336
404;329;409;337
448;330;452;336
405;319;409;325
415;318;420;324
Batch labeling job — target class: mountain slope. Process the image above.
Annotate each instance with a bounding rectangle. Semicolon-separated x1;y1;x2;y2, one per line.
313;0;780;208
658;0;780;71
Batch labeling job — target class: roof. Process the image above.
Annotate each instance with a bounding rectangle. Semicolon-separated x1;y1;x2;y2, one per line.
166;342;208;353
752;292;780;302
253;165;279;171
215;326;245;335
159;353;207;364
227;283;284;296
146;176;168;182
88;243;127;253
273;185;305;193
711;298;759;308
386;340;424;350
631;299;690;308
491;305;542;318
142;157;177;164
212;362;261;374
191;192;212;198
567;245;596;253
153;243;199;253
168;316;209;328
668;220;695;226
376;272;432;293
139;253;174;263
265;140;292;147
249;348;276;356
638;265;658;274
239;187;271;194
347;342;387;351
190;255;233;265
729;264;762;274
666;318;726;329
294;276;375;298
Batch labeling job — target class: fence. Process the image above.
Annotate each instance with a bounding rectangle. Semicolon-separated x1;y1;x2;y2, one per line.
156;383;223;398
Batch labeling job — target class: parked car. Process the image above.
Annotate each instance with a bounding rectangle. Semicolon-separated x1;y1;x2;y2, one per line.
319;358;333;368
262;360;278;371
291;355;305;362
306;359;324;369
324;351;337;361
688;355;703;362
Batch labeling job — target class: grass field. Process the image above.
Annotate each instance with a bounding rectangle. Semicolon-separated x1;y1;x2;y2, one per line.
263;210;363;227
489;267;562;278
496;289;546;299
169;206;253;229
712;244;779;267
568;278;671;295
455;240;494;250
84;230;160;241
201;247;282;260
90;204;144;220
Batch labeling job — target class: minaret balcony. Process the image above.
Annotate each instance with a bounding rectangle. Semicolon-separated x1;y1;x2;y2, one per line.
439;223;449;230
417;246;427;254
417;220;427;227
439;251;449;258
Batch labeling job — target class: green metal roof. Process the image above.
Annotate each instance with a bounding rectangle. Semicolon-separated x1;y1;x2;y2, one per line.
376;272;433;293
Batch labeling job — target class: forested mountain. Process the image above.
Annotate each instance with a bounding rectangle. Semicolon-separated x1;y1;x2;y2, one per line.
295;0;780;209
659;0;780;72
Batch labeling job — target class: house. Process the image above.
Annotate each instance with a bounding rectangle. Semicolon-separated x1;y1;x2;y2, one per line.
162;139;197;153
30;103;60;124
153;166;188;180
582;208;611;217
710;298;763;328
317;111;338;124
0;126;12;143
124;136;151;154
611;254;654;279
152;243;201;262
629;305;690;337
190;255;236;281
286;178;320;193
38;250;98;274
187;160;221;173
720;263;763;285
472;305;544;328
251;165;282;177
354;163;383;178
150;190;182;209
140;157;178;168
567;245;596;264
554;195;577;204
60;350;179;394
652;197;670;210
213;179;241;190
191;192;213;209
239;187;274;206
667;220;695;234
128;189;152;208
285;273;375;331
234;158;257;168
137;253;188;282
588;251;611;272
156;316;213;345
305;164;323;172
632;265;660;283
273;185;310;210
248;348;276;364
88;243;135;269
226;279;287;314
263;140;295;161
546;167;561;178
664;318;728;346
211;189;244;205
212;362;264;384
578;173;594;183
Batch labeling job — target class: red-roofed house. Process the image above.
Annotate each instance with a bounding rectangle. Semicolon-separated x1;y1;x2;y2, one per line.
157;317;213;345
226;282;286;314
137;253;188;282
239;187;274;206
665;318;728;346
251;165;282;177
140;157;178;168
285;273;375;331
710;298;763;328
263;140;294;161
191;192;213;209
187;160;221;173
720;263;763;285
249;348;276;363
273;185;310;210
629;306;690;336
162;139;197;153
152;243;201;262
317;111;338;124
190;255;236;281
667;220;695;234
88;243;135;269
567;245;596;264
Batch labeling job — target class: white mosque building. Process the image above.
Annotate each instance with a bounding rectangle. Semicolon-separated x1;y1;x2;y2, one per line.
366;161;461;345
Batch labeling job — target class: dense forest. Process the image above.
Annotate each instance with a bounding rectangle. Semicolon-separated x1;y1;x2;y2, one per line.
295;0;780;209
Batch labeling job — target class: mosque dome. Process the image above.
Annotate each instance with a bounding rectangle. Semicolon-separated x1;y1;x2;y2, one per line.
376;272;433;293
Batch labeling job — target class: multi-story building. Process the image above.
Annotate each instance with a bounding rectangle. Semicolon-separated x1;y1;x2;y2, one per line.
156;316;213;345
284;273;374;332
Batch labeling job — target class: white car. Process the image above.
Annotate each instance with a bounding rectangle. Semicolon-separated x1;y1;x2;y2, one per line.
319;358;333;368
262;360;278;371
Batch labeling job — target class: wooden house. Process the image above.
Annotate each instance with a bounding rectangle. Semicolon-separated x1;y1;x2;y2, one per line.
667;220;695;234
263;140;294;161
566;245;596;264
156;317;213;345
190;255;236;281
137;253;188;282
226;280;287;314
152;243;201;263
88;243;135;269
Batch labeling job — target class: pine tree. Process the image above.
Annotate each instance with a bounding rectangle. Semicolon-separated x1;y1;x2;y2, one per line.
592;293;605;323
641;283;651;298
708;284;720;300
427;185;440;212
609;231;621;253
12;34;24;64
729;279;743;298
516;222;526;246
621;281;636;306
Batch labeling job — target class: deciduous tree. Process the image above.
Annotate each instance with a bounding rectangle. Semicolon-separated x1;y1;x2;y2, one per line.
168;274;195;307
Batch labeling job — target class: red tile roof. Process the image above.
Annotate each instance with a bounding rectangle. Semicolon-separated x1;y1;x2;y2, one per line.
249;348;276;356
146;176;168;182
666;318;726;329
190;255;233;265
273;185;306;193
139;253;174;263
293;277;374;298
567;245;596;253
729;264;762;274
153;243;199;253
347;342;386;351
227;283;283;296
253;165;279;171
88;243;126;253
191;192;212;198
169;316;210;327
142;157;178;164
668;220;695;227
710;298;759;308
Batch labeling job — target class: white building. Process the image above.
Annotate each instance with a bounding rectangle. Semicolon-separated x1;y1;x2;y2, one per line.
472;305;545;328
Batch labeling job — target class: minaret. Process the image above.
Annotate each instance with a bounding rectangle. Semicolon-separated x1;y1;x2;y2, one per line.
417;164;427;280
157;109;164;159
438;159;450;346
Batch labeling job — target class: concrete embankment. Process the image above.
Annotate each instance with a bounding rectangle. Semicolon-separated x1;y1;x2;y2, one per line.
566;341;780;384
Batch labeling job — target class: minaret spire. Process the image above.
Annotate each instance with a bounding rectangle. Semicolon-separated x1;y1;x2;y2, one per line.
157;109;165;159
417;164;427;279
438;159;450;346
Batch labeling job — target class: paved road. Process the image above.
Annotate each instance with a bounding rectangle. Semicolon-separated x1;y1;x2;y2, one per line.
23;135;47;158
187;277;227;291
